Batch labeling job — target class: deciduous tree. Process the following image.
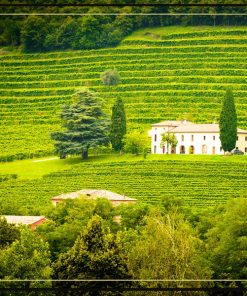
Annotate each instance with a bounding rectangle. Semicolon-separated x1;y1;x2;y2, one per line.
21;16;48;52
0;228;52;288
101;69;120;86
128;212;211;288
206;198;247;279
123;130;149;156
160;133;178;154
0;217;20;249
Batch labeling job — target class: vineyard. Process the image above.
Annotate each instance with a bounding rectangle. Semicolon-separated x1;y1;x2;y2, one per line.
1;26;247;160
0;155;246;214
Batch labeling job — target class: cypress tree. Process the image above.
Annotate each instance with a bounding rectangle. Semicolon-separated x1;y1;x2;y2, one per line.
219;90;237;152
51;89;109;159
110;98;126;152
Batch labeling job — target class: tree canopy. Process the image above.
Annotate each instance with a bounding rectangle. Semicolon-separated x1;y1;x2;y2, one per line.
51;89;110;159
110;98;126;152
160;133;178;154
0;227;52;288
101;69;120;86
219;90;237;152
123;130;149;156
0;217;20;249
53;215;130;295
2;1;247;52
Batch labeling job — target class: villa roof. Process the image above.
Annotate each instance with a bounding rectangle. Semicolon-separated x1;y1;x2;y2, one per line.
52;189;137;202
171;124;219;133
152;120;193;127
152;121;247;134
172;124;247;134
2;215;46;225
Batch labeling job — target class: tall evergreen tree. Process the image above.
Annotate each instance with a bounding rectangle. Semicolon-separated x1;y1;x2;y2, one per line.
51;89;109;159
53;215;131;295
219;90;237;152
110;98;126;152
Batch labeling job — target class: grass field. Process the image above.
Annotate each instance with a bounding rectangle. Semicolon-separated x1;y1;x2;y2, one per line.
1;154;246;215
1;26;247;161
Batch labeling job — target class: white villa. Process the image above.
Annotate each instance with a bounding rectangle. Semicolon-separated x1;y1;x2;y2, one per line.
150;120;247;155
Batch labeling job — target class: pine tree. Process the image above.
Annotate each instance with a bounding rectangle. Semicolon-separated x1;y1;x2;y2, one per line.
51;89;110;159
110;98;126;152
219;90;237;152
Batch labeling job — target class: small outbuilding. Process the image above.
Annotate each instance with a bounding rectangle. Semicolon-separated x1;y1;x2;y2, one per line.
2;215;47;230
51;189;137;207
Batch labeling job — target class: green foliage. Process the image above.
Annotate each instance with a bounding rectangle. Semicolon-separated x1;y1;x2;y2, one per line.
1;27;247;161
206;198;247;279
100;68;120;86
123;130;149;155
219;89;238;152
0;174;17;183
54;17;81;50
110;98;126;152
51;89;110;159
0;217;20;249
53;215;131;294
128;212;212;282
160;133;178;154
1;155;247;214
21;16;48;52
0;227;52;282
37;197;114;260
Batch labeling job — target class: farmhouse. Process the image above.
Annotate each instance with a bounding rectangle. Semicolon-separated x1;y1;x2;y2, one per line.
2;215;47;230
150;120;247;155
51;189;137;206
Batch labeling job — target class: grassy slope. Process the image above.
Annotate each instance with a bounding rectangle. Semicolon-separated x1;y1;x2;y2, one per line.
1;26;247;159
0;154;246;215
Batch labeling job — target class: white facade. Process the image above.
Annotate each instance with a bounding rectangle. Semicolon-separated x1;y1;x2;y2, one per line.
150;120;247;155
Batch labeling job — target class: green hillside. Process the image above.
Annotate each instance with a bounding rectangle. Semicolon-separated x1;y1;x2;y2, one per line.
1;155;246;215
1;26;247;161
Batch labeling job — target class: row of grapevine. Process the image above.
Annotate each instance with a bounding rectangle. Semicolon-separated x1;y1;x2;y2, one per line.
0;158;246;214
1;27;247;160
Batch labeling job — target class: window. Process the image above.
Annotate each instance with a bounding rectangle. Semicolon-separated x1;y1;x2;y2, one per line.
163;146;165;154
154;146;157;154
236;147;238;149
245;136;247;141
236;136;238;141
203;136;206;140
191;135;194;141
220;147;223;152
245;147;247;153
181;135;184;141
202;145;207;154
154;134;157;142
213;136;215;140
212;146;216;154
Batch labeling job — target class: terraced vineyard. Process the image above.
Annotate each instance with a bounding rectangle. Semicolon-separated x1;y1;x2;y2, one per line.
1;26;247;160
0;156;246;214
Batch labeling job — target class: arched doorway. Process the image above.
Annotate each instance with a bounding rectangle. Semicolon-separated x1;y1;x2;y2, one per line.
202;145;207;154
171;147;176;154
180;145;185;154
189;145;194;154
212;146;216;155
